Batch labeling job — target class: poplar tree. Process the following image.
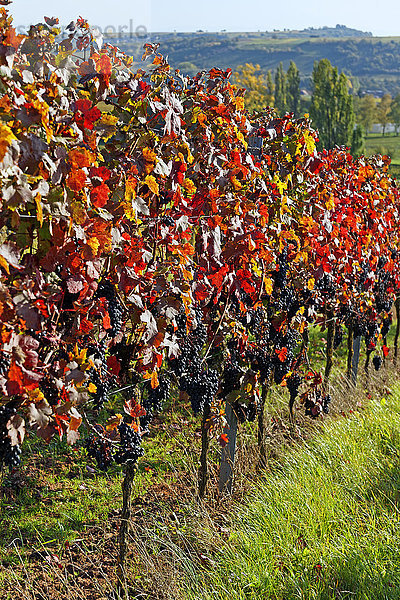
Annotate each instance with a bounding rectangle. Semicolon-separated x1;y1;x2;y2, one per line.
286;61;300;116
310;59;355;150
274;62;287;116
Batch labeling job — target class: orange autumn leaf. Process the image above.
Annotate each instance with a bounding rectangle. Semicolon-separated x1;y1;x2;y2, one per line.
66;169;87;192
69;147;94;168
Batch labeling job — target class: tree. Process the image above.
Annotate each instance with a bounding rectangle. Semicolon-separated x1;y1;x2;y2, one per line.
233;63;274;112
274;62;287;115
389;93;400;135
310;59;355;149
286;61;300;116
376;93;392;136
354;94;376;133
351;124;365;157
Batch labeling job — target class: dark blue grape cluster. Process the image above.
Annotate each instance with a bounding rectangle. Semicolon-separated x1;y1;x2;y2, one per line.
287;373;302;409
141;377;171;428
115;422;144;464
180;368;219;415
85;434;114;471
95;281;124;338
87;341;115;411
0;352;10;377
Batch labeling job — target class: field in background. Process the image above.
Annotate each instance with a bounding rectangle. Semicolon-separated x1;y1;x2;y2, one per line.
364;132;400;178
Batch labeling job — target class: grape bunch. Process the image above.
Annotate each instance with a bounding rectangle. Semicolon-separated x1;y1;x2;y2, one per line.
374;268;392;313
334;324;343;349
95;281;124;338
248;347;272;383
87;341;114;410
141;377;171;428
273;328;297;385
222;358;242;396
39;377;60;406
115;422;144;465
0;352;10;377
180;368;219;415
303;390;331;419
170;306;206;378
0;404;21;469
287;373;302;408
84;434;114;471
372;355;382;371
381;316;392;340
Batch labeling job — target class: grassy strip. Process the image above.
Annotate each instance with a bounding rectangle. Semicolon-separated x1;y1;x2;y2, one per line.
182;388;400;600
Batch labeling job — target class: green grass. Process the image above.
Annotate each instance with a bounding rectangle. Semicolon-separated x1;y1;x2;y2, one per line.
364;133;400;178
1;323;399;598
181;389;400;600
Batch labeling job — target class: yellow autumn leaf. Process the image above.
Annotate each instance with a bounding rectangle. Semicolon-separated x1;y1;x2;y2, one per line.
145;175;159;195
35;193;43;227
87;382;98;394
87;237;100;255
100;114;118;126
0;255;9;274
182;178;197;197
233;96;245;111
303;130;316;155
236;129;248;150
307;277;315;291
274;175;287;195
264;277;274;296
0;122;16;162
325;195;335;211
125;177;137;202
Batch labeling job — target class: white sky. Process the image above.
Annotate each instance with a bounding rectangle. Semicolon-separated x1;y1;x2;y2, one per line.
8;0;400;36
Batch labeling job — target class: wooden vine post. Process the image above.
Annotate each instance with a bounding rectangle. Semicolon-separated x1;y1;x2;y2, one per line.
394;297;400;360
218;399;238;494
346;320;361;385
324;310;336;385
116;462;136;600
257;381;269;468
351;335;362;384
198;403;211;499
346;321;354;381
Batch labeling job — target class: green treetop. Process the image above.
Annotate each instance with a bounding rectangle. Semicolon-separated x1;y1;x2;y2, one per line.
310;59;355;150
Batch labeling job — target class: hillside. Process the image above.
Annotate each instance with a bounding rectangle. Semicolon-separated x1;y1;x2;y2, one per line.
109;28;400;96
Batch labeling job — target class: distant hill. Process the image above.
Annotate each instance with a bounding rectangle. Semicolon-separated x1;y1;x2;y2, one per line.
106;26;400;96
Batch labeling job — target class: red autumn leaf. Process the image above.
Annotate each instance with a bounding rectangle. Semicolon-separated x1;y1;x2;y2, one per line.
276;347;288;362
80;317;94;334
75;99;92;113
383;345;389;357
89;166;111;181
219;433;229;447
124;398;146;418
103;312;111;330
107;355;121;376
7;361;40;395
91;183;110;208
